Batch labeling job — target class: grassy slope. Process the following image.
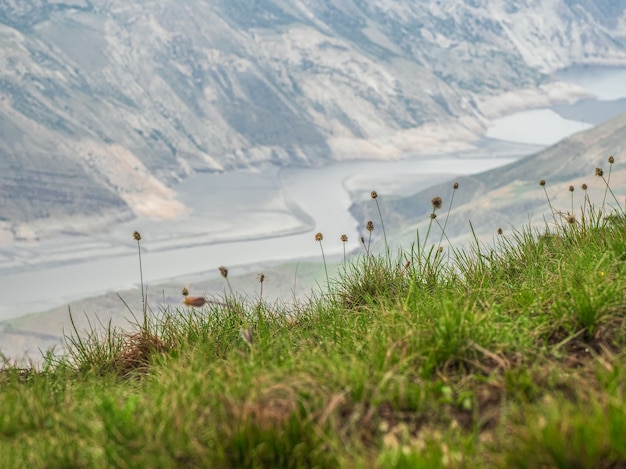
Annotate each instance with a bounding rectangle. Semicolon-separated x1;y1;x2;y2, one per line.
0;260;333;362
1;190;626;468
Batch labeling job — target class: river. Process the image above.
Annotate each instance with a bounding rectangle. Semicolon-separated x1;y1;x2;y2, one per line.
1;66;626;323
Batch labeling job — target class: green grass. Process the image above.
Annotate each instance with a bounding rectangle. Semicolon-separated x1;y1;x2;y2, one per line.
1;174;626;468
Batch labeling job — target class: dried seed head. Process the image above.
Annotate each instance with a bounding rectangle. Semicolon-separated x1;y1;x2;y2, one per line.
497;228;503;235
567;214;576;225
360;236;365;245
595;167;604;177
437;246;443;253
431;196;443;209
405;260;411;269
453;182;459;190
219;266;228;278
182;287;189;297
340;234;348;242
258;273;265;283
315;232;323;242
568;185;574;192
183;296;206;307
366;221;374;232
370;190;378;199
430;213;437;219
539;179;546;186
581;183;588;190
133;231;141;241
608;155;615;164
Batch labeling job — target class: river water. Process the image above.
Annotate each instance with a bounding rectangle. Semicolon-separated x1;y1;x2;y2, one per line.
1;66;625;322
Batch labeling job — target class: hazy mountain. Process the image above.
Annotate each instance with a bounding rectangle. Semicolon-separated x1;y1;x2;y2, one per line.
1;0;626;241
351;111;626;247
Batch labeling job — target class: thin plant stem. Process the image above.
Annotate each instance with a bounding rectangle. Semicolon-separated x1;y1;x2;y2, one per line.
133;231;147;331
423;211;436;249
340;235;348;266
374;197;389;257
541;182;558;227
259;277;264;304
601;163;612;211
316;233;330;292
218;266;233;295
435;219;454;248
438;185;457;249
601;175;624;215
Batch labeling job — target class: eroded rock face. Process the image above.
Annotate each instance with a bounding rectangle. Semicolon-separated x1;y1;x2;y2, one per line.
0;0;625;240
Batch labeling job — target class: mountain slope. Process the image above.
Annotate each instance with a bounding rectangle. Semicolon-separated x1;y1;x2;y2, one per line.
1;0;626;241
353;111;626;246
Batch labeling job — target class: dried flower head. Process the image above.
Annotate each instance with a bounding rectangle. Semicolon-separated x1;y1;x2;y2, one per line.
360;236;365;245
370;190;378;199
608;155;615;164
437;246;443;253
340;234;348;242
431;196;443;209
453;182;459;190
183;296;206;307
405;260;411;269
430;213;437;219
497;227;503;235
539;179;546;186
581;183;588;190
595;168;604;177
366;221;374;232
568;185;574;192
133;231;141;241
315;232;323;242
182;287;189;296
567;214;576;225
219;266;228;278
258;273;265;283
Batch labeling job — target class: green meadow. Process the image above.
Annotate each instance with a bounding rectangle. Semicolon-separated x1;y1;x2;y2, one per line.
1;161;626;468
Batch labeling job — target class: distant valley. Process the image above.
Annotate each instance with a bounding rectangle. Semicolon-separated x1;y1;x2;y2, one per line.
351;111;626;248
1;0;626;241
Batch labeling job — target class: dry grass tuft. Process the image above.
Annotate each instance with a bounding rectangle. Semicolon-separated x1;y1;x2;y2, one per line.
114;331;169;376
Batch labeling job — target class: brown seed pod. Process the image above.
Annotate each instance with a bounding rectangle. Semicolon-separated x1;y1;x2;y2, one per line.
183;296;206;307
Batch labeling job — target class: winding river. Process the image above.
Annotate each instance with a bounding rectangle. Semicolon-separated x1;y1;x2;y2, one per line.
1;66;626;322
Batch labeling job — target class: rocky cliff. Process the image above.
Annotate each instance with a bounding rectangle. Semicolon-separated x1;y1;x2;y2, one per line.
1;0;625;241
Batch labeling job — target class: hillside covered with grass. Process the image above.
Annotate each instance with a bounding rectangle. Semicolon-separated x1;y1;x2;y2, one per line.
1;162;626;468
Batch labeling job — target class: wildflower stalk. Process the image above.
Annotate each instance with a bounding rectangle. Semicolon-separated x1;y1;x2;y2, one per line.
581;183;589;226
366;221;374;257
370;191;389;258
539;180;558;227
316;232;330;291
360;236;368;256
258;273;265;305
599;157;624;215
340;234;348;266
437;182;458;249
219;266;233;295
133;231;147;331
424;196;442;249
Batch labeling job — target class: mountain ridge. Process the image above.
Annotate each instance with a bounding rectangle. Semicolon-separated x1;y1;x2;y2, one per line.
1;0;626;241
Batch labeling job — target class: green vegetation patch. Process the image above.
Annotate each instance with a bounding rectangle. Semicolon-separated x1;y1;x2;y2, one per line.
2;162;626;468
